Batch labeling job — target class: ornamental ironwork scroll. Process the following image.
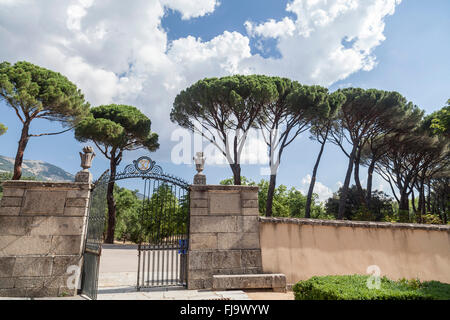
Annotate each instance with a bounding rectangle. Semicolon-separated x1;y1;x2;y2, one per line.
92;156;189;189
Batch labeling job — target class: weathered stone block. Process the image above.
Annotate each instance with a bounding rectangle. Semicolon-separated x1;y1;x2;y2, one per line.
14;277;45;289
242;207;259;216
209;193;241;215
52;256;82;276
22;190;67;215
66;189;90;199
212;274;286;291
187;270;211;280
50;235;83;255
190;199;208;208
65;198;89;208
190;191;208;200
217;233;260;250
3;188;25;197
30;216;85;236
241;249;262;268
0;206;21;216
63;207;88;217
13;257;53;277
188;251;212;270
0;236;52;256
25;287;60;297
241;191;258;200
212;250;241;269
190;207;209;216
190;233;217;250
190;216;238;233
0;216;33;235
240;216;259;233
0;277;14;288
44;275;71;288
0;257;15;277
0;197;23;207
187;279;204;290
242;199;258;208
0;288;28;297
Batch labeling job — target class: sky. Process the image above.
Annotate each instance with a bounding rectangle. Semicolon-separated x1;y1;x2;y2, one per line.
0;0;449;201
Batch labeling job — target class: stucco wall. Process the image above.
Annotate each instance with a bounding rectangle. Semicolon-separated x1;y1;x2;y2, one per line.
259;217;450;285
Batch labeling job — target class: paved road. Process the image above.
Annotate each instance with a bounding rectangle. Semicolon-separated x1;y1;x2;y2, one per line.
96;243;293;300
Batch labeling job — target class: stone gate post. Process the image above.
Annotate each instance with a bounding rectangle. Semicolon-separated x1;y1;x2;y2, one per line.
0;147;94;297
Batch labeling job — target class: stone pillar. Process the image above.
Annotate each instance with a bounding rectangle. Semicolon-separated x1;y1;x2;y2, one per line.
0;181;91;297
187;185;262;290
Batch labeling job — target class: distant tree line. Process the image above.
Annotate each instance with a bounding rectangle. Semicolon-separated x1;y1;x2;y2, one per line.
171;75;449;223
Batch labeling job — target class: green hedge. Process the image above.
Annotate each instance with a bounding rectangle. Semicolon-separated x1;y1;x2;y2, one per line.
293;275;450;300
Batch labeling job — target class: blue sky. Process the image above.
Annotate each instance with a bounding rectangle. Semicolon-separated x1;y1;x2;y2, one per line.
0;0;449;200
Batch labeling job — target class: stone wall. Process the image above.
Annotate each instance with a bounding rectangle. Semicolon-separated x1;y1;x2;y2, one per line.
259;217;450;285
0;180;90;297
187;185;262;289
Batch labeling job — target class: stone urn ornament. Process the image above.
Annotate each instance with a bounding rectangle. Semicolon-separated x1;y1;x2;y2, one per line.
79;146;96;171
193;152;206;185
75;146;96;183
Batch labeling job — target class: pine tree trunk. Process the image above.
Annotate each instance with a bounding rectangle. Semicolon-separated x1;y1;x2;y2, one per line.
426;182;431;213
12;121;31;180
353;149;364;199
338;145;357;220
105;157;117;244
305;140;326;218
419;180;426;222
366;159;376;208
230;163;241;185
411;189;417;214
399;189;410;212
266;174;277;217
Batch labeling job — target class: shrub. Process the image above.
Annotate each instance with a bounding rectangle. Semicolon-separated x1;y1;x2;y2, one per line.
293;275;450;300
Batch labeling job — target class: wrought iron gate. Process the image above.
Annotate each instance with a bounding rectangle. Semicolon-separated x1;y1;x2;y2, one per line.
137;178;189;289
80;156;190;299
80;171;108;300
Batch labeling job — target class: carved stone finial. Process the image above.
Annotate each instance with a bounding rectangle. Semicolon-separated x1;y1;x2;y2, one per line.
193;152;206;185
79;146;96;171
75;146;95;183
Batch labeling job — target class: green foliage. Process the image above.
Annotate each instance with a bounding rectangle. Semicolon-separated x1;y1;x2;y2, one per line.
417;214;443;225
0;61;89;124
140;184;188;243
113;184;189;244
171;75;279;131
0;123;6;136
113;186;143;243
325;185;395;221
75;104;159;153
293;275;450;300
423;99;450;137
219;177;325;218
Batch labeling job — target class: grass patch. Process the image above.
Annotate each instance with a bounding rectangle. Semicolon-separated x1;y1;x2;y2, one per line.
293;275;450;300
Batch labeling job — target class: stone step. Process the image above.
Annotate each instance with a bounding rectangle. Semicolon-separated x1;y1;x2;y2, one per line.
212;274;286;292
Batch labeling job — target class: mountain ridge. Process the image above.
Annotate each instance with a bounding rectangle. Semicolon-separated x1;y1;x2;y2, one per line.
0;155;74;181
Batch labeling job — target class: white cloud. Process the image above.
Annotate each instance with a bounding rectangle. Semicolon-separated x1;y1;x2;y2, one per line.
0;0;402;160
245;17;296;38
243;0;401;85
300;174;333;202
162;0;219;20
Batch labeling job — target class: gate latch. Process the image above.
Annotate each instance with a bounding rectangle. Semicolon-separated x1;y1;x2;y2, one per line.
178;239;188;254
